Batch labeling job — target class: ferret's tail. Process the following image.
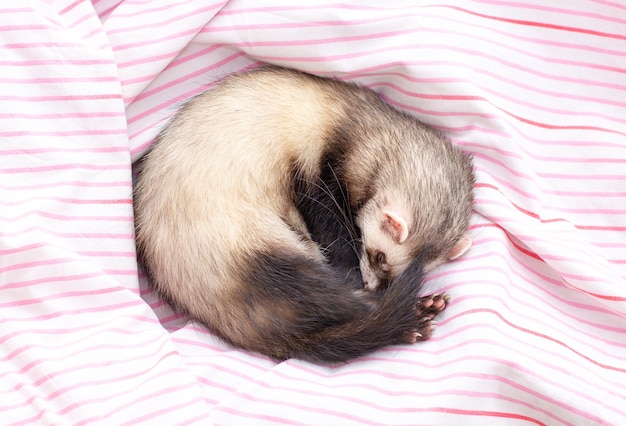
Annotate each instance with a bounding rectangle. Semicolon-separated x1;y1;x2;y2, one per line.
239;250;443;363
302;258;437;363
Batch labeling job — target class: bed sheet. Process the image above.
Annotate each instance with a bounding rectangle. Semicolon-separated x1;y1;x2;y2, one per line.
2;0;625;425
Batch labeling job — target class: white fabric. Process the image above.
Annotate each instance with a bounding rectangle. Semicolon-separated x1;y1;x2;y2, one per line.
2;1;625;424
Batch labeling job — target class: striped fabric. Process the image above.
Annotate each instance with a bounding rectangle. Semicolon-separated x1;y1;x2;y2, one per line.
2;0;625;424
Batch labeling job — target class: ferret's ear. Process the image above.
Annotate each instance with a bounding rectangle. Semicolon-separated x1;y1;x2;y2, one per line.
382;209;409;244
447;233;472;260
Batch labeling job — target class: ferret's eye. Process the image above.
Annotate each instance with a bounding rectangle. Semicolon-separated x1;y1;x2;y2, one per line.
376;252;390;272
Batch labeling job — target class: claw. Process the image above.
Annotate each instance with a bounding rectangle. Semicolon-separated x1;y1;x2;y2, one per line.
410;292;450;342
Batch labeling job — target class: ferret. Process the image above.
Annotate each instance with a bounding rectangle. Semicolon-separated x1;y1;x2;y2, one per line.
133;65;474;363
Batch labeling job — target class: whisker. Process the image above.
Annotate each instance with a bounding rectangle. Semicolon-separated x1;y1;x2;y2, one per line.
298;192;353;235
297;178;358;242
322;163;358;238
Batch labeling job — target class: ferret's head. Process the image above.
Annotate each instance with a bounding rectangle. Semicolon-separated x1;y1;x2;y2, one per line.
356;191;473;292
345;108;475;291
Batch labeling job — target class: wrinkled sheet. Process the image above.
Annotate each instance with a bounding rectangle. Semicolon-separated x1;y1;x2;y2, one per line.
2;1;625;424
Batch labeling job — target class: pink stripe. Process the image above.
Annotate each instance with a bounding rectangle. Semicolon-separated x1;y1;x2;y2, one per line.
172;331;276;366
76;250;136;257
0;210;132;222
218;3;435;15
196;376;238;394
62;382;196;417
0;226;133;241
444;5;626;41
473;0;626;26
536;171;626;180
118;396;209;426
577;224;626;232
189;351;273;373
1;251;135;275
192;361;259;385
541;188;626;198
116;48;180;69
110;0;206;18
466;141;626;166
62;10;94;30
0;76;118;84
1;41;104;49
0;242;52;255
0;129;127;137
0;257;77;274
0;24;47;31
475;195;626;222
1;300;146;326
471;128;625;154
113;27;199;51
429;409;546;425
155;311;188;328
200;13;416;35
0;197;130;206
0;111;125;120
120;72;162;88
0;93;122;102
214;404;370;426
592;0;626;10
544;206;626;215
0;58;113;66
81;27;107;42
2;272;117;295
502;106;626;136
0;163;129;174
106;2;223;35
0;306;156;330
74;385;208;425
0;180;131;190
59;0;81;15
170;337;229;355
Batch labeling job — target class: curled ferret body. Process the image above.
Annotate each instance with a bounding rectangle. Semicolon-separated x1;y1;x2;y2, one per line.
133;65;474;362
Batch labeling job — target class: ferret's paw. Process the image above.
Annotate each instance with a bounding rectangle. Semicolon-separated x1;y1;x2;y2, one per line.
411;292;450;342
